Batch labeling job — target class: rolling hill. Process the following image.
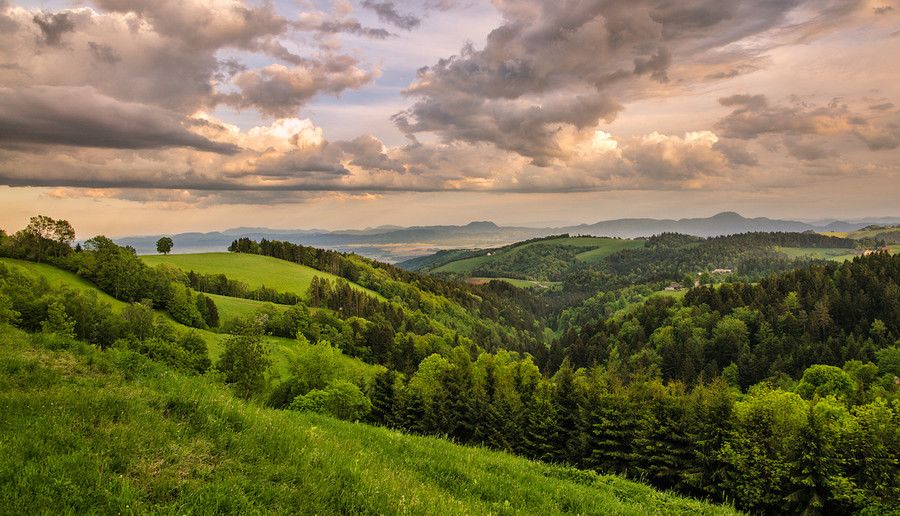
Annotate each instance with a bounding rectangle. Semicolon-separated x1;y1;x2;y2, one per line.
0;257;379;383
0;325;738;515
428;236;645;280
141;252;383;300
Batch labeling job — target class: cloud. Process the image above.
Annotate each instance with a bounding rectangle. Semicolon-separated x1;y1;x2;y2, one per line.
91;0;288;51
227;60;379;117
87;41;120;63
869;102;895;111
295;16;393;39
361;1;421;30
0;86;239;153
715;95;858;139
0;0;895;207
855;123;900;150
393;0;872;165
783;136;839;161
32;11;74;45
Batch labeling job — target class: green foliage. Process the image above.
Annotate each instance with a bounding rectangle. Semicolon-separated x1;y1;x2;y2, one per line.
0;327;737;515
563;232;857;293
875;346;900;377
217;323;270;399
40;301;75;340
0;291;19;325
166;286;207;328
797;365;856;402
290;379;372;421
155;236;173;255
2;216;76;263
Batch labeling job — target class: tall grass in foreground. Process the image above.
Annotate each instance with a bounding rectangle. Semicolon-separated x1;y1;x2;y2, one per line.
0;325;739;515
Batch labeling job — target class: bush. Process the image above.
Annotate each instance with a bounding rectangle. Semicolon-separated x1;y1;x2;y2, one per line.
290;380;372;421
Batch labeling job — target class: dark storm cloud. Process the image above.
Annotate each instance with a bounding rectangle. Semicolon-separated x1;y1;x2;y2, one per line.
362;1;421;30
0;86;239;154
32;11;74;46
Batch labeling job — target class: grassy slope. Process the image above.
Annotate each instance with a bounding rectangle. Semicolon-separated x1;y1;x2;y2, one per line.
0;327;738;515
0;257;126;309
433;237;643;275
142;252;383;300
0;258;377;383
469;277;562;289
775;246;861;262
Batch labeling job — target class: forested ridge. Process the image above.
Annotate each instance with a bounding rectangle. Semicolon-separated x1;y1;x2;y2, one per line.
229;234;900;514
1;217;898;514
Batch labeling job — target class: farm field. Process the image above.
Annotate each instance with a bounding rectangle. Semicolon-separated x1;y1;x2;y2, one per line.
0;328;738;515
142;252;383;300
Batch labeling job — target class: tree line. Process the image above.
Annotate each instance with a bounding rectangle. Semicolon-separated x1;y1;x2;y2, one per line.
0;216;218;330
549;253;899;386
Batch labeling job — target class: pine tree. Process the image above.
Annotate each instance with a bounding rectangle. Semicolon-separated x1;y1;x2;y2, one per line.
369;370;397;427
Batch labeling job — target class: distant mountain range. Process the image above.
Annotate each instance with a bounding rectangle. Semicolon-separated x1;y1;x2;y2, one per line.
115;212;900;263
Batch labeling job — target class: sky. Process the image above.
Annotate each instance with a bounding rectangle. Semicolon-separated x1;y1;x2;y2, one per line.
0;0;898;236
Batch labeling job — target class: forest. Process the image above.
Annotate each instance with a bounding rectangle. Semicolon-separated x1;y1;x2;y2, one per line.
1;216;898;514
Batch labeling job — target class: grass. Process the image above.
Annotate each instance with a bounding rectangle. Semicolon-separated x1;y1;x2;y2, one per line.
469;277;562;289
574;239;645;263
204;293;286;321
0;257;127;310
0;326;739;515
775;246;860;262
0;258;376;384
432;237;643;275
432;254;493;274
142;252;384;301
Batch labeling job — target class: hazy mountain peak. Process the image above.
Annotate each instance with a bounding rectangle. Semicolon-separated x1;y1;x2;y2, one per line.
707;211;745;220
465;221;499;229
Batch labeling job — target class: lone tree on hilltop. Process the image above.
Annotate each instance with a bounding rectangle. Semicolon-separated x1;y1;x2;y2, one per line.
156;236;174;255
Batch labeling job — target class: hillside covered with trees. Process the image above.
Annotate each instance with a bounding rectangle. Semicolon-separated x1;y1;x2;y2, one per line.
1;216;898;514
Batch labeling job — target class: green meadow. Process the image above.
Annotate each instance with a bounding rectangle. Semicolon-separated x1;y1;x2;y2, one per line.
0;326;738;515
142;252;383;300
